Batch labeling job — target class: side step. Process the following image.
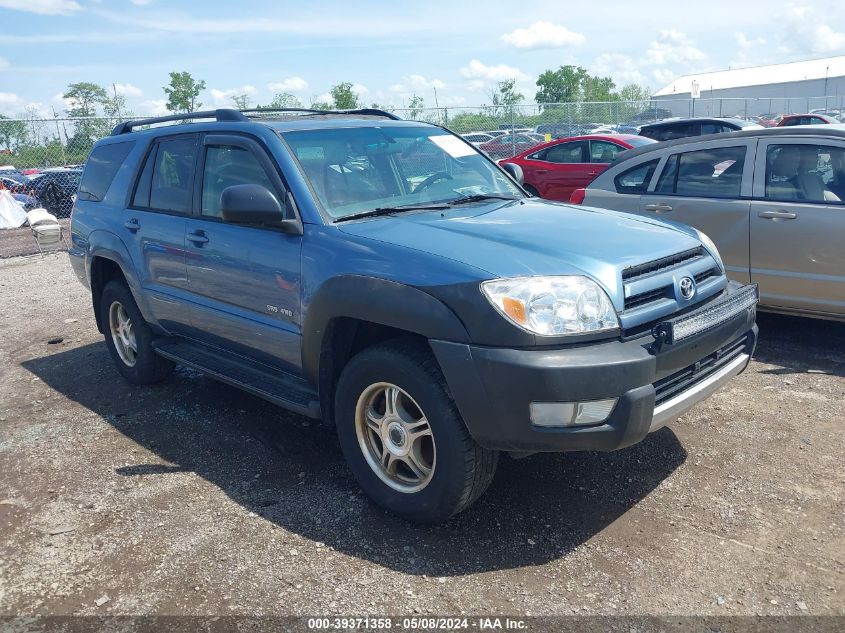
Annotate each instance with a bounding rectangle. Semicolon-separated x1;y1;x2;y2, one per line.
153;339;321;419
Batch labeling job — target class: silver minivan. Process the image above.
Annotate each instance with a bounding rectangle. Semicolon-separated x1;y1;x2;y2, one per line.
579;126;845;321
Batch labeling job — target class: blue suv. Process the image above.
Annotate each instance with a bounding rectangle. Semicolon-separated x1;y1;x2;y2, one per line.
69;108;758;523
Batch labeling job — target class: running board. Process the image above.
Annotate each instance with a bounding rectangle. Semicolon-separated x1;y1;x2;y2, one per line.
153;339;321;419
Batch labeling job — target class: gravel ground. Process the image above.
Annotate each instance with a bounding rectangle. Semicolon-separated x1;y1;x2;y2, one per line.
0;253;842;618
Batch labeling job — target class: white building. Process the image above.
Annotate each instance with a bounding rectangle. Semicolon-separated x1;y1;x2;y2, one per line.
652;56;845;118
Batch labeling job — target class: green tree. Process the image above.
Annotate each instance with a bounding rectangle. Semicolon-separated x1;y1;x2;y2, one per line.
618;83;652;103
163;71;206;113
0;115;28;151
487;78;524;117
535;66;588;105
232;93;251;110
309;99;332;111
63;82;107;118
329;82;360;110
269;92;302;108
582;75;616;102
407;94;424;120
63;82;109;150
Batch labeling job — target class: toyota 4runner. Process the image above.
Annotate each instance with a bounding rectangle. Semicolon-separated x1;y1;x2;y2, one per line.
69;108;758;523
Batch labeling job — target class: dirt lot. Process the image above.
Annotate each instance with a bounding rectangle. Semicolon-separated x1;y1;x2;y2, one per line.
0;220;70;259
0;253;843;619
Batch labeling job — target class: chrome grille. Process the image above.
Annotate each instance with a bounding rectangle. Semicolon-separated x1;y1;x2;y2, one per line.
622;246;722;314
622;247;705;283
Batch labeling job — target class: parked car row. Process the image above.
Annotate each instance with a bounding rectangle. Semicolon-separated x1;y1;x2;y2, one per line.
0;166;82;218
573;125;845;321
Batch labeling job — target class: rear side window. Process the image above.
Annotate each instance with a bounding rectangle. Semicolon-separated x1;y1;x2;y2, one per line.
656;146;746;198
133;136;198;213
78;141;134;202
614;159;660;194
531;141;586;163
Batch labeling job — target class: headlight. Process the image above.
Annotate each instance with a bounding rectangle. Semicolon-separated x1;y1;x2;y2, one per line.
481;276;619;336
696;230;724;272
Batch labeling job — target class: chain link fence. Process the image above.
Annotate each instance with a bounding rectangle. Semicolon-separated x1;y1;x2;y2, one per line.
2;96;843;218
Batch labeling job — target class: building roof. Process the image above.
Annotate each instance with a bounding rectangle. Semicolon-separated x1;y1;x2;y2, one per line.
654;56;845;97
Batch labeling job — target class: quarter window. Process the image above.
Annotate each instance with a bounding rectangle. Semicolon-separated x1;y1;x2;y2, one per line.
201;145;278;218
590;141;624;163
655;146;746;198
764;144;845;203
78;141;134;202
614;158;660;194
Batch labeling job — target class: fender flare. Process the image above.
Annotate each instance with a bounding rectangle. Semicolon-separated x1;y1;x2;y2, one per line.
87;230;152;327
301;275;471;386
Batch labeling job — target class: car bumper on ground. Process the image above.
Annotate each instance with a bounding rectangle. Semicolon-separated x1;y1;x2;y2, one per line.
431;283;758;453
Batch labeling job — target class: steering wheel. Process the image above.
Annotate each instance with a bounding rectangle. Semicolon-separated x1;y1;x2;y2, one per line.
414;171;453;193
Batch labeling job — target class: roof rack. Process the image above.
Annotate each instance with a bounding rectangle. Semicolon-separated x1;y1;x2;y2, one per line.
110;106;402;135
239;107;402;120
110;109;248;135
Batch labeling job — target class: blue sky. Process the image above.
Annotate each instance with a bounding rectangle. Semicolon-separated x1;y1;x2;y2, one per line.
1;0;844;117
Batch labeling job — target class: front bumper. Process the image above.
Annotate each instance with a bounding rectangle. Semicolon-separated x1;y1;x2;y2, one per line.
431;284;757;453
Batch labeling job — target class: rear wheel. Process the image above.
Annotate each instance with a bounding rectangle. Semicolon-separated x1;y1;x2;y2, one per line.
100;280;174;384
335;340;498;523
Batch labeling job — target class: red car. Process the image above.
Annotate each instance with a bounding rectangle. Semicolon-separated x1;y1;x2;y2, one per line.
499;134;655;202
776;113;839;126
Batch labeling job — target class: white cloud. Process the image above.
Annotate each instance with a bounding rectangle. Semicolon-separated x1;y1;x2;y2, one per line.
0;57;8;70
459;59;530;82
210;85;257;106
0;0;80;14
267;76;308;93
646;29;706;65
501;21;585;49
735;31;765;49
780;4;845;54
593;53;647;85
0;92;20;104
312;92;332;105
140;99;168;116
390;74;445;95
130;0;152;4
114;83;143;98
352;83;369;96
651;68;677;85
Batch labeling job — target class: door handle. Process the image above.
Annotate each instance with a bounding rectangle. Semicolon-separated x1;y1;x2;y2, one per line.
644;203;673;213
758;210;797;220
186;231;209;245
534;169;548;174
124;218;140;232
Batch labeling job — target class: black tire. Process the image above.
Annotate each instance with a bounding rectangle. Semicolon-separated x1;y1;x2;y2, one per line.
334;339;498;524
99;280;174;385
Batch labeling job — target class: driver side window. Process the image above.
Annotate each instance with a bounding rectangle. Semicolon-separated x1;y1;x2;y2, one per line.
201;145;278;218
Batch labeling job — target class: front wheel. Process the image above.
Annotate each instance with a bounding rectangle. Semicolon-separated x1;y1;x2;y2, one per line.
99;280;174;384
335;340;498;524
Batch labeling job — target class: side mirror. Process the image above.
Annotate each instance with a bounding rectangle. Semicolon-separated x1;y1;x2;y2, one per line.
220;184;302;234
500;162;524;185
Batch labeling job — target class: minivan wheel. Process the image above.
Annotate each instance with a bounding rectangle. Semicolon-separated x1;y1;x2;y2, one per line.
335;340;498;524
100;280;174;384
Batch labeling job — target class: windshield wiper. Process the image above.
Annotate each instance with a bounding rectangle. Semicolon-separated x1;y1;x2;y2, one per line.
333;203;450;223
447;193;520;206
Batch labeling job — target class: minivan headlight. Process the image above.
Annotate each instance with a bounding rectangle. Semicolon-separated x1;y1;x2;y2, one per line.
481;276;619;336
696;230;724;273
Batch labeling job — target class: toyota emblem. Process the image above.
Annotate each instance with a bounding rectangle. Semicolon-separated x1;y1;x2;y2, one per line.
679;276;696;300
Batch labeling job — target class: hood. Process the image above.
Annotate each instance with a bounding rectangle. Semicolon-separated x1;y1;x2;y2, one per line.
337;198;702;304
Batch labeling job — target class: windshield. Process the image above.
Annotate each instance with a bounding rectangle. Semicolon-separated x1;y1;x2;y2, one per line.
280;126;522;220
626;136;657;148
